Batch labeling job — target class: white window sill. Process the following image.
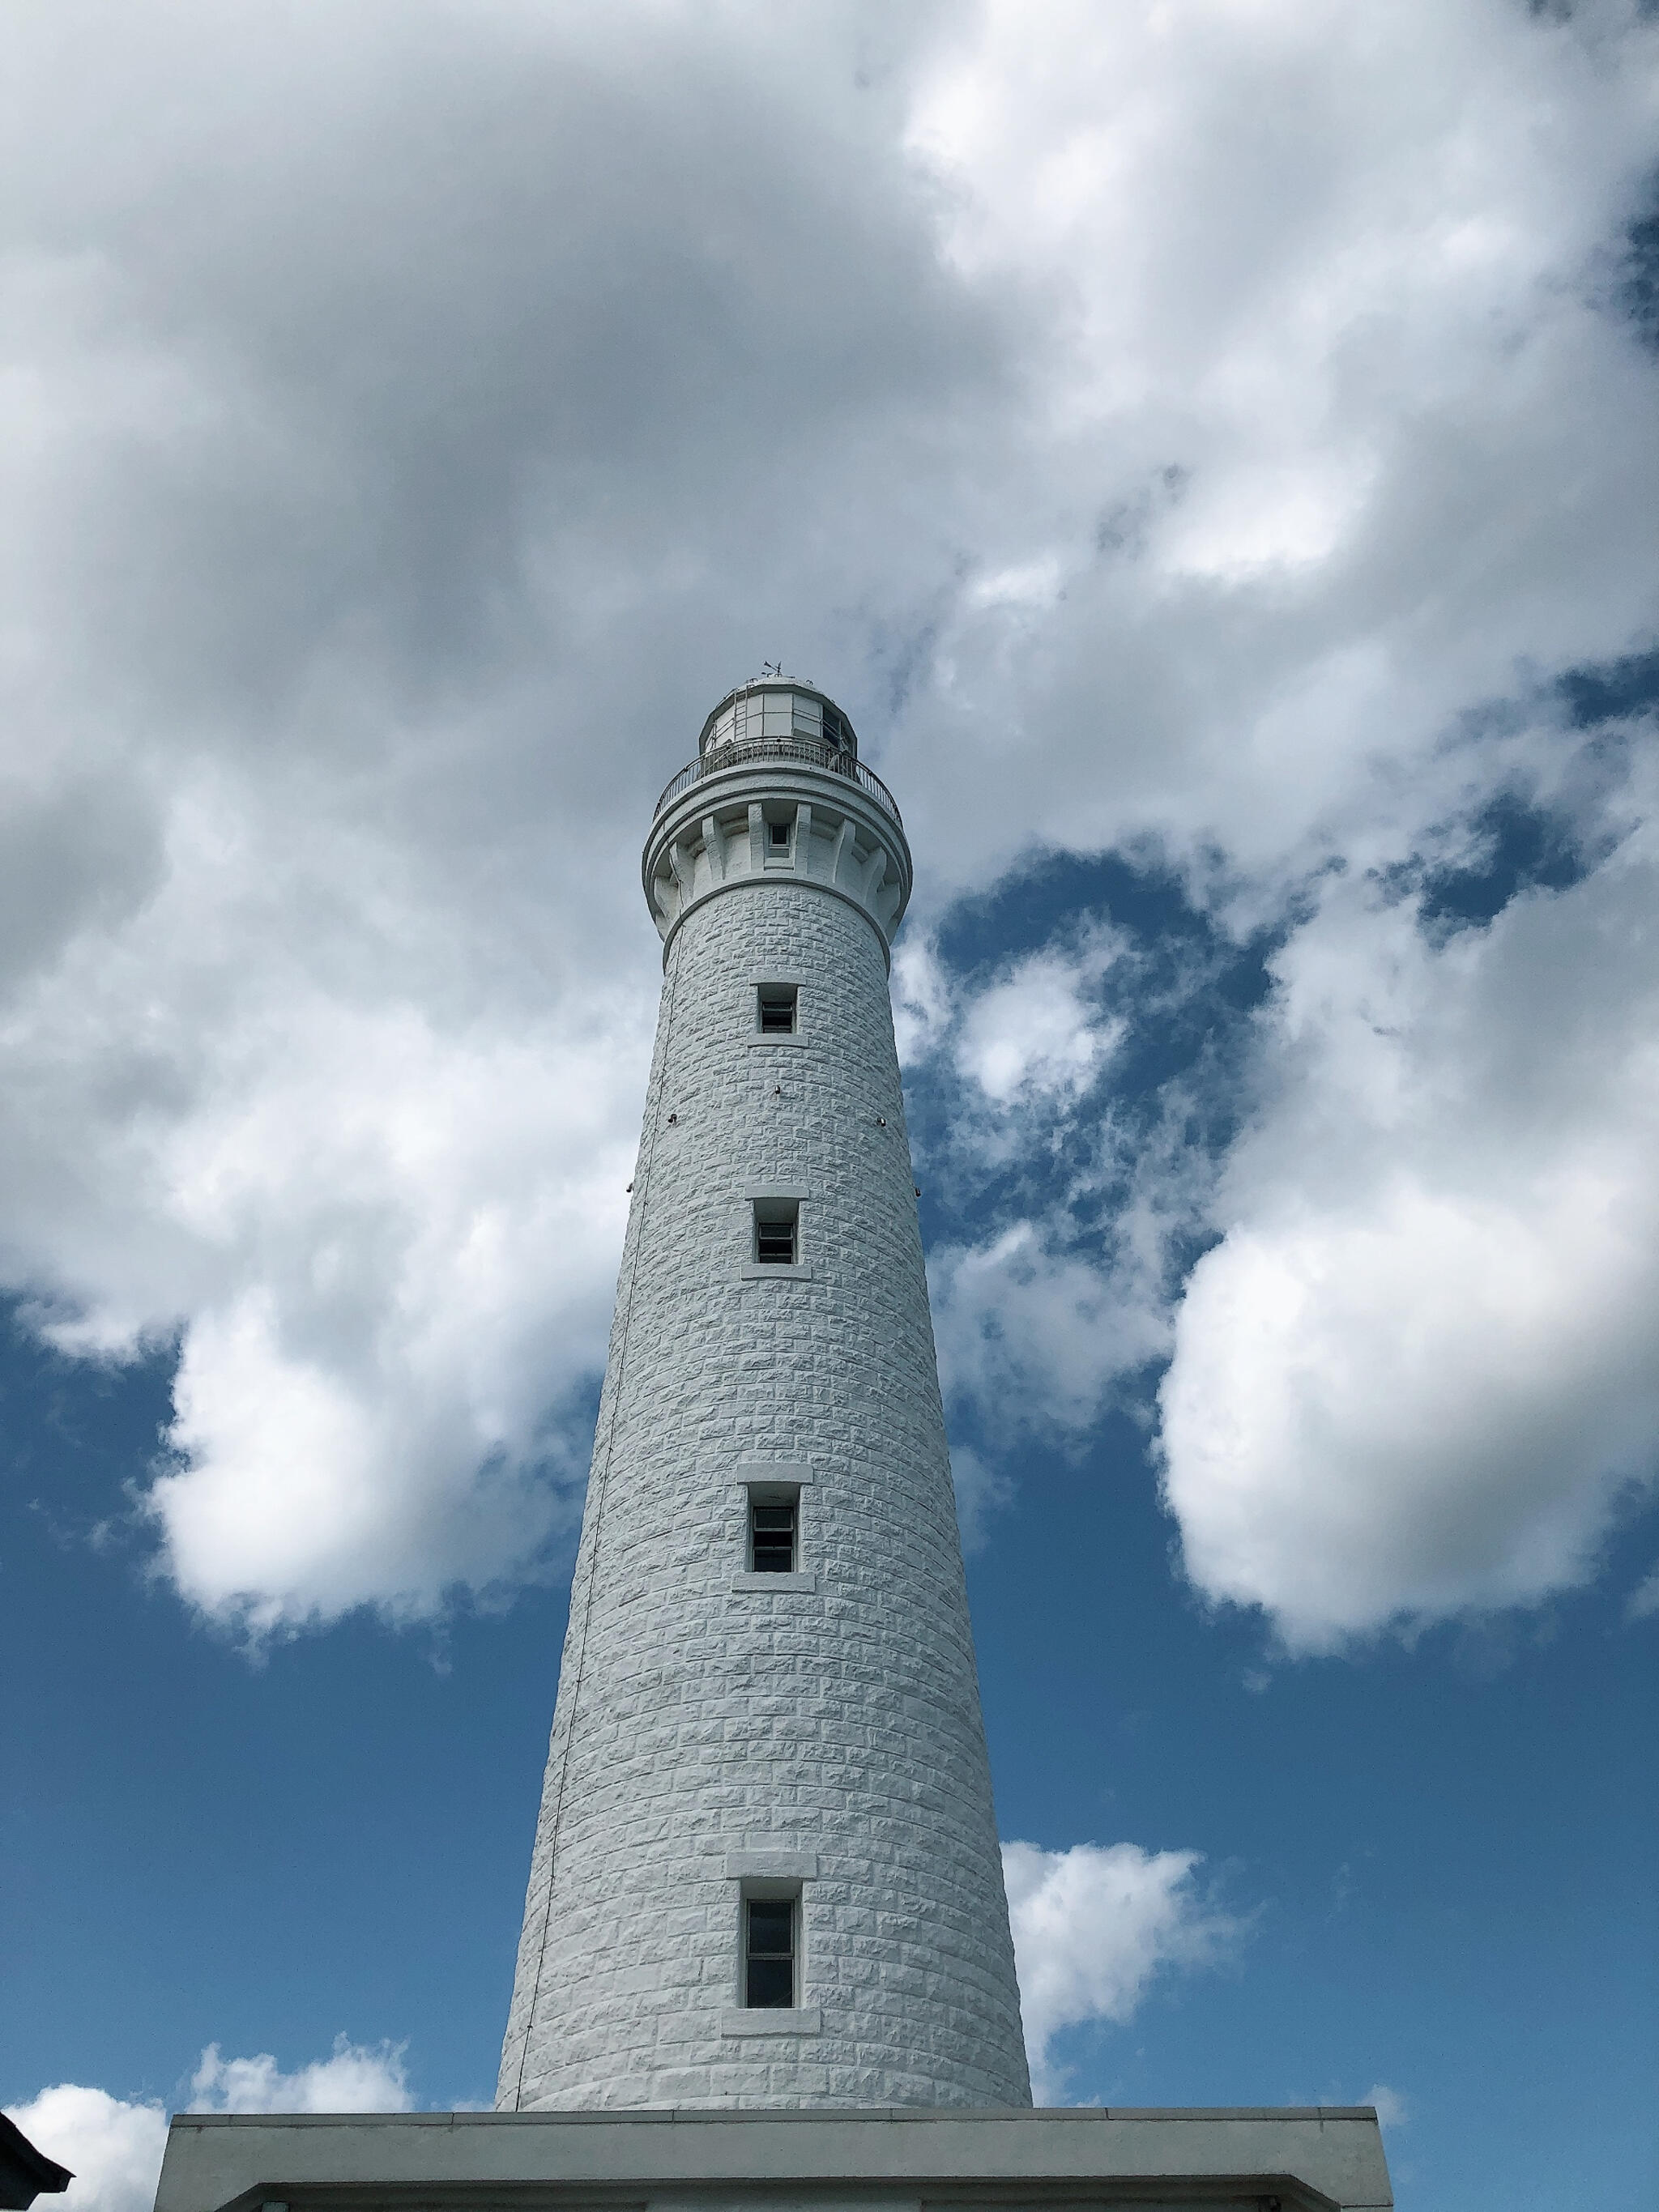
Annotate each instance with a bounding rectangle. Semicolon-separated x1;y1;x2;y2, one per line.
748;1034;810;1048
741;1264;813;1281
720;2008;821;2038
731;1571;817;1594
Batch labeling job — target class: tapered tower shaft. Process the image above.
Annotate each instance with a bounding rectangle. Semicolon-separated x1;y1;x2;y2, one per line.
498;683;1031;2111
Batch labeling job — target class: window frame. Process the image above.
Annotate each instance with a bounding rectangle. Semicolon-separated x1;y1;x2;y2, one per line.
740;1886;800;2010
747;1484;800;1574
756;983;799;1035
752;1196;800;1266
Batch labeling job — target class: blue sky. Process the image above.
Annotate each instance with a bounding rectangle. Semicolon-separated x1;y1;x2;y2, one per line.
2;5;1658;2210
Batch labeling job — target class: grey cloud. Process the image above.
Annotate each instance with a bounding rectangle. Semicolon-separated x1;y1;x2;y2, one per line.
4;2;1010;739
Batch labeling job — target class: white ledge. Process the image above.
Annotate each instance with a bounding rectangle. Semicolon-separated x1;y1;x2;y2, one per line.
748;1034;811;1048
151;2107;1397;2212
740;1264;813;1281
719;2007;822;2038
723;1852;819;1879
730;1571;817;1594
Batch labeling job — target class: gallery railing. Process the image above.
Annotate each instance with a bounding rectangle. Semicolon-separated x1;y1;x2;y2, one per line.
653;735;902;827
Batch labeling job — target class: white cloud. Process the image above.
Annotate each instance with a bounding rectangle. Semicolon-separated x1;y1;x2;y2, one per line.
2;807;646;1634
5;2041;412;2212
956;935;1125;1104
1366;2083;1409;2129
898;0;1659;887
0;0;1656;1635
187;2035;412;2114
892;935;955;1067
933;1223;1171;1441
1002;1839;1247;2101
4;2087;168;2212
949;1442;1014;1552
1161;809;1659;1650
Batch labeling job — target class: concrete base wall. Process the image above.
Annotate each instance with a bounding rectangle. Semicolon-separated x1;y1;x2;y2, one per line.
154;2108;1391;2212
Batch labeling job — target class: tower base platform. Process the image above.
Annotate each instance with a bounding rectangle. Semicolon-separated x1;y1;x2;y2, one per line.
155;2107;1391;2212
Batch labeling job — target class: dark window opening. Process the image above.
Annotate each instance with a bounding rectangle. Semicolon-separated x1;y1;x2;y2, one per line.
745;1896;795;2008
768;818;791;850
753;1200;798;1265
750;1492;798;1574
757;985;798;1034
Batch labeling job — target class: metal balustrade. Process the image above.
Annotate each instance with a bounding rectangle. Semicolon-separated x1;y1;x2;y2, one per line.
653;735;902;827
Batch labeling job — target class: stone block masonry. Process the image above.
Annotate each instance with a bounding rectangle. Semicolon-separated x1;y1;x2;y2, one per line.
497;695;1031;2112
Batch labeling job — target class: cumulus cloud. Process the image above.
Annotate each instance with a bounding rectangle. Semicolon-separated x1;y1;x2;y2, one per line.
187;2035;412;2113
6;2040;412;2212
956;932;1126;1103
920;923;1176;1459
4;2087;168;2212
933;1224;1171;1441
899;0;1659;884
3;825;646;1631
1;0;1656;1637
892;936;956;1068
1003;1839;1246;2100
1161;806;1659;1650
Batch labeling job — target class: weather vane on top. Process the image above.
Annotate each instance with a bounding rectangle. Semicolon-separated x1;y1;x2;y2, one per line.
759;660;783;677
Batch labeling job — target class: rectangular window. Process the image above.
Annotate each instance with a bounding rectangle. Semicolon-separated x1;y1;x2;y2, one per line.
767;817;791;851
744;1895;796;2008
753;1199;798;1265
757;984;798;1034
749;1491;798;1573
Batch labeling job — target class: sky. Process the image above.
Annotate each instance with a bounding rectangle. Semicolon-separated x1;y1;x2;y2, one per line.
1;2;1656;2207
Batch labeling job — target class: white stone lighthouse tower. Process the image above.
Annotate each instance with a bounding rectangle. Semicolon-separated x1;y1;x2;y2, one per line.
148;682;1393;2212
497;680;1033;2112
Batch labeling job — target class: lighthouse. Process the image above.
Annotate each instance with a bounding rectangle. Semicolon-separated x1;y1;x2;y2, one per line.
497;679;1032;2112
149;684;1392;2212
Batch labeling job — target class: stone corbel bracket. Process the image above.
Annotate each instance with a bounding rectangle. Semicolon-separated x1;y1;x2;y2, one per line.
643;761;913;968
